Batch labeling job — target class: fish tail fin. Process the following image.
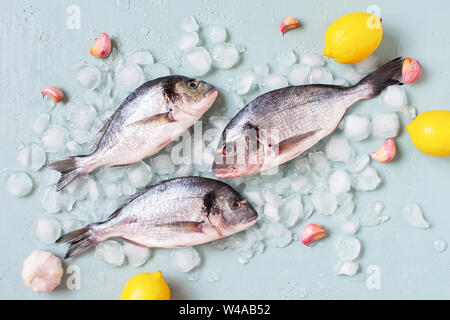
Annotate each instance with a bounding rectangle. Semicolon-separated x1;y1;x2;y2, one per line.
355;57;403;99
45;155;91;191
56;223;101;259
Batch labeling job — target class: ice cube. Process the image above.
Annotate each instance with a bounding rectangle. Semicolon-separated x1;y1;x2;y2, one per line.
206;25;227;44
308;67;333;84
402;203;430;229
352;166;381;191
344;114;370;142
259;74;288;93
35;217;61;244
87;179;99;200
56;191;75;212
301;53;325;67
313;191;337;215
104;183;122;198
67;102;97;130
360;201;390;226
333;78;349;86
346;153;370;173
336;261;359;276
309;151;331;174
180;16;199;32
62;219;82;233
123;243;151;267
116;63;144;92
265;222;292;248
233;70;255;95
380;85;407;110
335;236;361;261
287;64;311;85
340;220;360;235
434;240;447;253
371;113;399;139
121;179;136;196
211;43;240;69
6;171;33;197
66;141;82;154
174;164;194;177
253;63;270;80
150;154;175;175
17;144;46;171
31;113;50;136
325;136;353;163
177;32;199;51
65;176;89;200
295;157;310;173
279;195;303;227
304;203;314;220
353;55;379;73
333;195;355;223
264;203;280;222
40;186;60;213
328;170;351;195
70;129;91;144
290;175;313;194
172;247;201;272
344;70;363;84
125;161;152;188
181;47;211;76
206;271;220;283
41;125;68;153
263;189;282;207
95;240;125;266
126;50;154;65
243;189;264;207
76;65;101;90
276;50;297;71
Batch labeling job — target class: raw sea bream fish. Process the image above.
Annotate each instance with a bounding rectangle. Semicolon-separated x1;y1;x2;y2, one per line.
47;76;218;190
57;177;258;258
212;58;403;177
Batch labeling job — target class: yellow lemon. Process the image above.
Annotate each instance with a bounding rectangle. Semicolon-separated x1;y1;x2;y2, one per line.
120;271;170;300
406;110;450;157
324;12;382;64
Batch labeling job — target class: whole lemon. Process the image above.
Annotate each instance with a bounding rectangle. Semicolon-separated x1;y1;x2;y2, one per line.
120;271;170;300
324;12;382;64
406;110;450;157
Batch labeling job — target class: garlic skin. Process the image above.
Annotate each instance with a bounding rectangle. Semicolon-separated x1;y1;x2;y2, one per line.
41;86;64;103
402;57;422;84
22;250;63;293
90;33;112;58
280;16;300;34
301;224;327;245
372;138;396;163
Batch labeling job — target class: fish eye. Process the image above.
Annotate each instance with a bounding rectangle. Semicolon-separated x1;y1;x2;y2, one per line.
222;144;235;156
187;80;198;89
229;200;243;210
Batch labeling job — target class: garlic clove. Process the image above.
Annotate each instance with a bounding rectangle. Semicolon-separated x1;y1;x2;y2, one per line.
90;32;112;58
402;57;422;84
301;224;327;245
280;16;300;34
41;86;64;103
372;138;396;163
22;250;63;293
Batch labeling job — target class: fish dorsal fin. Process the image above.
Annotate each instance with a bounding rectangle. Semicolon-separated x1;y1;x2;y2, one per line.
130;111;176;127
91;108;121;152
277;129;320;155
105;187;150;221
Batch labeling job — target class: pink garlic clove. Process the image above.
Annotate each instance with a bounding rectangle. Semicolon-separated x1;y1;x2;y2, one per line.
22;250;63;293
41;86;64;103
402;57;422;84
280;16;300;34
90;32;112;58
372;138;397;163
301;224;327;245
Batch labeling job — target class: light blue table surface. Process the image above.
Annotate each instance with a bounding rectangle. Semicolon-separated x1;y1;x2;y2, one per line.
0;0;449;299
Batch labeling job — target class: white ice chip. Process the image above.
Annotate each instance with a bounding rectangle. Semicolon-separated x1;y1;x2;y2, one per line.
371;113;399;139
95;240;125;266
6;171;33;197
172;247;201;272
181;47;212;76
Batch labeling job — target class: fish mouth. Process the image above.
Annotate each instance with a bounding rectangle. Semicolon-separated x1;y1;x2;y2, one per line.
245;215;258;223
205;88;218;99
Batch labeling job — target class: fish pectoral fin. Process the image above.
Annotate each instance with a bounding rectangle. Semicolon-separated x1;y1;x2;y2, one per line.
277;129;321;155
131;111;176;126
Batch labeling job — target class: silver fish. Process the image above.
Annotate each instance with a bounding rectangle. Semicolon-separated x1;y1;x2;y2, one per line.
47;76;218;190
57;176;258;258
212;58;403;177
